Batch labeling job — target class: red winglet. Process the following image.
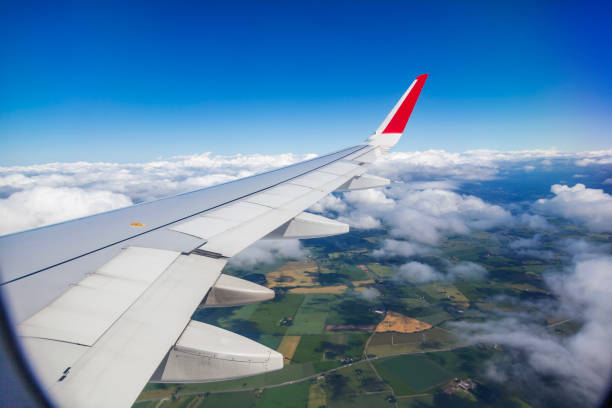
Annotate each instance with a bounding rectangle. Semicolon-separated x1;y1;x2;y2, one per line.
382;74;428;134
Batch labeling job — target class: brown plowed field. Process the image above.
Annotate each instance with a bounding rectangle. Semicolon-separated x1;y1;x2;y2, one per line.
375;312;432;333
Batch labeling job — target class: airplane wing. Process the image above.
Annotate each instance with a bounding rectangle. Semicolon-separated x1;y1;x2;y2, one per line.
0;74;428;408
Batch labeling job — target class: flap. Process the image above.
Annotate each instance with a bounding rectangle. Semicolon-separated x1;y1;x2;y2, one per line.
151;320;283;383
18;247;181;346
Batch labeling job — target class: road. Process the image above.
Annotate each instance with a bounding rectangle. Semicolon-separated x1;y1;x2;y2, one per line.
135;345;464;404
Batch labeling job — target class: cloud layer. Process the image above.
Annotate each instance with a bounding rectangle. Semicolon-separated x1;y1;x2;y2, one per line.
393;260;487;283
2;148;609;236
534;184;612;233
228;239;307;267
0;152;314;235
1;148;611;404
0;187;132;235
317;182;512;245
454;243;612;406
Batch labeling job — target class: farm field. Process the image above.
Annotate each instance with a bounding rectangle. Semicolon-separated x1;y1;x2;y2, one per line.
352;279;375;287
136;346;523;407
367;263;394;277
133;168;600;408
367;328;456;356
419;282;470;306
134;391;257;408
397;395;435;407
286;311;328;335
256;382;310;408
374;354;453;395
328;248;368;259
307;382;326;408
292;333;369;363
375;312;432;333
266;260;319;288
286;294;336;335
277;335;301;364
418;311;453;326
247;294;304;336
289;285;347;294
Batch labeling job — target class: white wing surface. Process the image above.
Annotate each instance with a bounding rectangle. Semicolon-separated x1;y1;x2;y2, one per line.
0;74;428;407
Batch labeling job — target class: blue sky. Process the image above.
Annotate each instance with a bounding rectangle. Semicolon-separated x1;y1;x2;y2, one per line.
1;1;611;165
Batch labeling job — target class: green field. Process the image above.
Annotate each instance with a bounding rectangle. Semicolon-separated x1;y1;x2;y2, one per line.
425;346;499;379
374;354;453;395
286;294;337;335
401;297;429;309
397;395;435;407
134;210;582;408
292;335;326;363
329;333;369;359
335;264;369;281
136;347;505;407
256;382;310;408
367;263;394;277
327;297;383;326
367;328;456;356
286;311;328;335
291;333;369;363
204;392;257;407
249;294;305;335
134;391;257;408
140;362;319;401
320;363;390;407
325;392;393;408
419;282;470;304
418;311;453;326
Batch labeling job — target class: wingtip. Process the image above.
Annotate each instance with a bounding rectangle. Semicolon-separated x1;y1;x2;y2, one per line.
379;74;428;135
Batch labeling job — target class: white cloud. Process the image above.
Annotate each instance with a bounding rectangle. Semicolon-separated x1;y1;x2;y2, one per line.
518;213;553;230
330;181;512;244
603;178;612;185
446;261;487;280
455;251;612;406
393;260;486;283
534;184;612;232
338;213;382;230
0;152;314;234
401;180;460;191
2;148;608;239
343;189;395;210
370;150;499;181
228;239;307;267
372;239;433;258
509;234;542;250
0;187;132;235
0;152;315;203
356;287;380;301
509;234;556;260
394;261;442;283
369;149;574;182
381;186;511;244
333;189;393;230
309;194;347;214
574;149;612;166
560;239;611;258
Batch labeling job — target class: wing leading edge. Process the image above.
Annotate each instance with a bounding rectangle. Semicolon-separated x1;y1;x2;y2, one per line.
0;74;428;407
